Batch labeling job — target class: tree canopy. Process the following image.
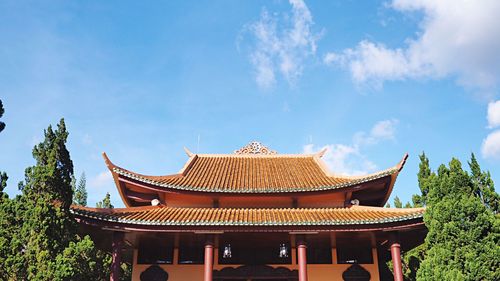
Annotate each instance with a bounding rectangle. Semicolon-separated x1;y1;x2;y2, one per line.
0;119;112;280
389;153;500;280
96;192;113;209
73;172;88;206
415;154;500;280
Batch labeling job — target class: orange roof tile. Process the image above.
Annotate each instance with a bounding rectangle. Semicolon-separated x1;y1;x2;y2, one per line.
71;205;424;226
104;152;407;193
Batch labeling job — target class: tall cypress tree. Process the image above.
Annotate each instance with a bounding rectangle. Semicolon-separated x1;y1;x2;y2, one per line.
73;172;88;206
0;119;112;280
417;158;500;280
21;119;74;208
15;119;77;279
411;152;431;208
393;196;403;208
469;153;499;214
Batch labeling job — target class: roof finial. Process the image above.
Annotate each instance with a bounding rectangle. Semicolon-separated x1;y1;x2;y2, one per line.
184;146;194;157
317;147;328;158
234;141;277;155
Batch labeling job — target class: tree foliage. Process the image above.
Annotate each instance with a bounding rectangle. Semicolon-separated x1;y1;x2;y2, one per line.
394;196;403;208
0;99;5;133
416;155;500;280
96;192;113;209
411;152;431;208
19;120;74;208
469;153;499;214
53;235;111;281
390;153;500;280
73;172;88;206
0;119;113;280
0;172;7;194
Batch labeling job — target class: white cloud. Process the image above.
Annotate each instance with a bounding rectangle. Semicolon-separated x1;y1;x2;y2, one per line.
482;130;500;159
326;0;500;93
354;119;399;146
323;52;338;65
304;119;398;175
371;119;398;139
304;143;377;176
244;0;321;89
89;171;113;188
487;100;500;128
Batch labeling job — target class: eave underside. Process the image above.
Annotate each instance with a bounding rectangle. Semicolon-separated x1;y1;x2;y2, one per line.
116;174;397;208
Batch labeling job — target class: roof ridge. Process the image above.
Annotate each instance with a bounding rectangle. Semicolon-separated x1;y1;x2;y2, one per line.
194;153;316;158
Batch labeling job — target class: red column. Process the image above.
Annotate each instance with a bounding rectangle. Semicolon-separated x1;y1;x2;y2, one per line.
297;237;308;281
110;232;124;281
390;234;403;281
204;235;214;281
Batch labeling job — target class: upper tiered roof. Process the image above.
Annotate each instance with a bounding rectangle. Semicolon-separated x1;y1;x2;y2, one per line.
104;142;407;207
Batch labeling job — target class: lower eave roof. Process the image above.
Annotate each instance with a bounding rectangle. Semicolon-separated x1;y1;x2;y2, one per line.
70;205;424;227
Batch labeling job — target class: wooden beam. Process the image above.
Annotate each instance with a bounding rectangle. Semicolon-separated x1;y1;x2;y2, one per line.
124;189;159;203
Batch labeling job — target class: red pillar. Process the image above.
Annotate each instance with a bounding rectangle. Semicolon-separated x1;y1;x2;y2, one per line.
390;233;403;281
297;236;308;281
110;232;124;281
204;235;214;281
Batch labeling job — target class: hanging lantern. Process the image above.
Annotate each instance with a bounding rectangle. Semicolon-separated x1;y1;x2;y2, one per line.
279;243;288;258
223;244;232;258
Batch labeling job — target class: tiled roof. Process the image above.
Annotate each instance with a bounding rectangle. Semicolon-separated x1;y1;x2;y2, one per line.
71;205;424;226
104;153;407;193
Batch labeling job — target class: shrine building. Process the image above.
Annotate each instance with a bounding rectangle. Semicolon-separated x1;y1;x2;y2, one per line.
71;141;426;281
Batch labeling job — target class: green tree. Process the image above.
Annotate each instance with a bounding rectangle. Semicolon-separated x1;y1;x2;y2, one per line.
417;157;500;280
469;153;499;214
20;119;74;208
0;172;7;194
73;172;87;206
0;172;12;279
411;152;431;208
0;99;5;133
401;244;426;281
14;119;77;279
0;119;112;280
96;192;113;208
53;235;111;281
394;196;403;208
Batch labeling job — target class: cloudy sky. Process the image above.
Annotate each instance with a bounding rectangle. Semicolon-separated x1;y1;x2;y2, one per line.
1;0;499;207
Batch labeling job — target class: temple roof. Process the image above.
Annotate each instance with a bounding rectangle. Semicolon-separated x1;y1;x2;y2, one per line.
71;204;424;228
104;141;408;194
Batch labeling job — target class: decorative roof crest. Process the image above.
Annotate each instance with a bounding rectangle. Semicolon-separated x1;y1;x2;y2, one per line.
234;141;277;155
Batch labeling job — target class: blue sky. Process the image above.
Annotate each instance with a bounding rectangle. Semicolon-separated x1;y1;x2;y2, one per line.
1;0;499;207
